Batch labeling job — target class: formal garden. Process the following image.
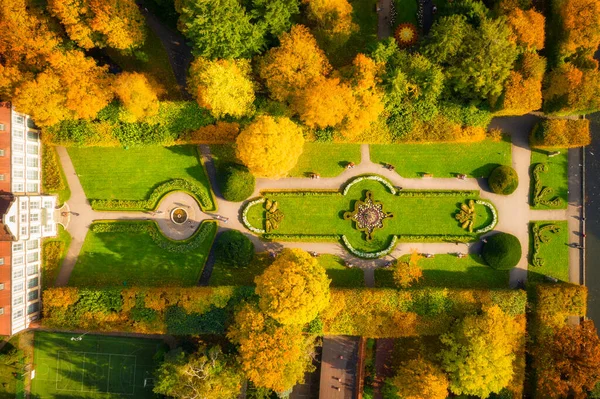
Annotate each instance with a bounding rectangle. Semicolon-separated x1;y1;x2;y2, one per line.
529;149;569;209
528;221;569;283
242;175;497;256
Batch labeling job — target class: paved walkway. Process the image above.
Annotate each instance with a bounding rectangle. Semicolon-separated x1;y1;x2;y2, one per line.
377;0;392;39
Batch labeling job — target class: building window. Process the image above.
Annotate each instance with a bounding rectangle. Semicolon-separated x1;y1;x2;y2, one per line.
13;282;23;293
13;296;23;306
29;201;39;209
13;256;23;265
0;283;4;290
26;240;38;250
27;145;38;155
26;183;38;193
13;129;23;138
20;201;27;211
0;308;3;315
13;143;23;152
13;269;23;279
27;264;38;275
13;183;24;192
13;156;23;165
27;131;38;141
13;170;23;179
27;302;39;315
30;213;39;223
27;170;38;180
13;309;23;320
14;115;24;125
20;215;26;224
44;201;53;209
13;243;23;252
0;149;5;156
28;290;38;301
29;225;40;235
0;124;5;131
0;174;5;181
27;252;38;263
26;158;38;168
27;277;38;289
0;258;4;265
20;227;26;236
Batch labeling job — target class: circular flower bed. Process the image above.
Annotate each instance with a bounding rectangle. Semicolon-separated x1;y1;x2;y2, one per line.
171;208;188;224
395;23;418;47
344;191;394;241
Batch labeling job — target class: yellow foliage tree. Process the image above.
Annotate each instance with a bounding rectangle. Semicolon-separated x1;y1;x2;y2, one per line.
188;57;255;119
235;116;304;178
507;8;545;50
13;71;71;126
303;0;357;44
255;248;331;325
499;71;542;115
293;76;355;129
258;25;331;103
560;0;600;54
227;304;316;393
48;0;146;50
393;250;423;288
440;305;523;397
543;62;600;114
113;72;161;121
390;358;449;399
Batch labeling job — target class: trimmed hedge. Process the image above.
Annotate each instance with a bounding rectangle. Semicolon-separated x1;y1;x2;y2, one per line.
482;233;522;270
217;163;255;202
42;287;526;337
90;178;216;211
489;165;519;195
90;220;218;254
530;119;591;148
214;230;255;267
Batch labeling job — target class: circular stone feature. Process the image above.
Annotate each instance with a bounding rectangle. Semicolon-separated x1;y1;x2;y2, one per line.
171;207;188;225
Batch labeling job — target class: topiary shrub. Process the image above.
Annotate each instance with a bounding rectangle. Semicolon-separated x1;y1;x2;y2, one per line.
214;230;254;267
482;232;522;270
217;162;256;202
488;165;518;195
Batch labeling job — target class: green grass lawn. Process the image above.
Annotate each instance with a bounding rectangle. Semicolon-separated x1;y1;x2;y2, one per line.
68;145;214;206
395;0;418;26
530;148;568;210
528;221;570;283
374;254;510;288
69;222;216;287
210;143;362;178
105;27;181;100
42;225;72;289
247;180;492;252
31;332;166;399
209;252;364;287
0;335;25;399
370;138;512;178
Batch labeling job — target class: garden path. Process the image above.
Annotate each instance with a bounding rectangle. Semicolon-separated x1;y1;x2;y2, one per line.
377;0;393;39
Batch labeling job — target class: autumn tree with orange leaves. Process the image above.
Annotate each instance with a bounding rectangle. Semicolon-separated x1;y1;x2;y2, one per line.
393;250;423;288
507;8;545;50
48;0;146;51
536;320;600;399
113;72;161;121
303;0;357;45
559;0;600;55
543;62;600;114
292;77;355;129
227;304;316;393
389;358;449;399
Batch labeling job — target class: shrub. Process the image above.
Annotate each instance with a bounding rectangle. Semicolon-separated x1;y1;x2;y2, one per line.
42;241;64;289
482;233;522;270
217;163;255;202
214;230;255;267
489;165;519;195
530;119;591;148
42;145;66;192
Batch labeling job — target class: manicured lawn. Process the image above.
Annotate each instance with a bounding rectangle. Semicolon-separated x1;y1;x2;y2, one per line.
394;0;418;26
210;143;362;178
530;148;568;210
209;252;364;287
31;332;166;399
42;225;72;289
105;27;181;100
247;180;493;252
68;145;214;207
528;221;570;283
69;222;216;287
374;254;510;288
370;138;512;178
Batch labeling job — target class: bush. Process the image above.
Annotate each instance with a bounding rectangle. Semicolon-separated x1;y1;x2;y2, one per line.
214;230;255;267
482;233;522;270
217;163;255;202
530;119;591;148
489;165;519;195
42;145;66;192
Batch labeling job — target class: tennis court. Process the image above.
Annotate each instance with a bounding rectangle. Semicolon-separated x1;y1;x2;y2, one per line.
31;332;165;398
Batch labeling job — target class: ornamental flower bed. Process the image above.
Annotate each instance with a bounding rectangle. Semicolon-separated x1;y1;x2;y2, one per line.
344;190;394;241
474;200;498;234
241;198;266;234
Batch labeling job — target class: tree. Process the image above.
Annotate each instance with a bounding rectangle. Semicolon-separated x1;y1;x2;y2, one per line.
154;346;242;399
227;304;316;393
113;72;161;121
507;8;545;50
560;0;600;55
389;358;449;399
255;248;330;325
217;162;256;202
188;57;255;119
293;76;355;129
258;25;331;103
303;0;357;45
235;116;304;178
488;165;519;196
537;320;600;398
12;71;70;126
499;71;543;115
440;305;522;397
531;119;591;148
393;250;423;288
543;62;600;115
482;232;522;270
176;0;265;59
48;0;146;51
251;0;300;38
214;229;255;267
